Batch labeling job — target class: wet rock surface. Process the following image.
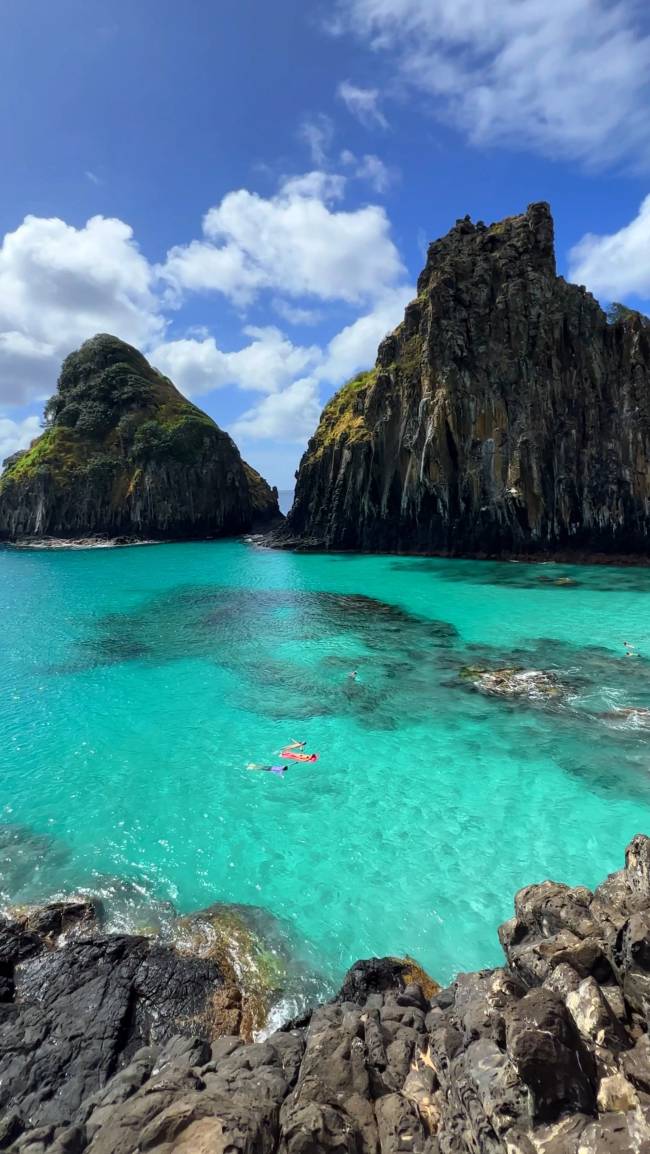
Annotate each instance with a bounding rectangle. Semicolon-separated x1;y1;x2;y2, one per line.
5;840;650;1150
460;667;564;699
281;202;650;558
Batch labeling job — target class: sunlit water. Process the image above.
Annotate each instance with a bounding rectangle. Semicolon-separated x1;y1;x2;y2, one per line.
2;540;650;1008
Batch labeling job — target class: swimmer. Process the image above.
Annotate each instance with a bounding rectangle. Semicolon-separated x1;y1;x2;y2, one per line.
282;739;306;751
247;763;287;776
348;670;358;681
624;640;638;657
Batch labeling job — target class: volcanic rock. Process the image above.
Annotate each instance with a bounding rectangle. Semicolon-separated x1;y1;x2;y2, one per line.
282;203;650;557
0;334;279;542
7;840;650;1150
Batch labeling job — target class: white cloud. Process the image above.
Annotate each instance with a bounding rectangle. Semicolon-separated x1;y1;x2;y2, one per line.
228;284;412;442
151;326;321;397
299;114;334;166
568;196;650;301
280;171;346;201
160;172;404;306
0;214;164;405
338;80;388;129
341;150;395;192
272;300;324;326
0;415;41;466
231;377;323;443
321;285;413;381
85;170;101;185
336;0;650;166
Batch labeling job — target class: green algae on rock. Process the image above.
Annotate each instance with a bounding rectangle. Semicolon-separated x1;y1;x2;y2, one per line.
282;202;650;557
0;333;279;542
171;902;295;1041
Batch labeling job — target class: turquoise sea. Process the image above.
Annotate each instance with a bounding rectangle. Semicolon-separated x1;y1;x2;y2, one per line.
2;538;650;1013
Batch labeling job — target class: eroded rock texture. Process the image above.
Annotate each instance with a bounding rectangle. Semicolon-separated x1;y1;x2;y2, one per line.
284;203;650;556
5;840;650;1151
0;334;279;542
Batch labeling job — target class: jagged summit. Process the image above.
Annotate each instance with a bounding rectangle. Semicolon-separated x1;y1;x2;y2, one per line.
0;333;279;541
283;203;650;557
417;202;557;294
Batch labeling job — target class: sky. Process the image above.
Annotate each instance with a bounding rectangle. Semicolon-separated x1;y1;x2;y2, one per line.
1;0;650;488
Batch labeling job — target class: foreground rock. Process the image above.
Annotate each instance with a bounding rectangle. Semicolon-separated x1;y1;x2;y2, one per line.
0;334;280;542
5;840;650;1150
281;202;650;557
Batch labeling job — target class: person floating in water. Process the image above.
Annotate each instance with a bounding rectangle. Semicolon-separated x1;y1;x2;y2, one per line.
280;741;319;762
624;640;638;658
247;763;287;776
348;670;358;682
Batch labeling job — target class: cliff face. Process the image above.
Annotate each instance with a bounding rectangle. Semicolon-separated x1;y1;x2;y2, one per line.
286;203;650;556
0;334;279;541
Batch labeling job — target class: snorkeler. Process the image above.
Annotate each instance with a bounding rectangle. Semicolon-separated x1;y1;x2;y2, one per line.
247;763;288;776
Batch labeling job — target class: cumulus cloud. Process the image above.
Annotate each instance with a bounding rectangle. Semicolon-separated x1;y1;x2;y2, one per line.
0;214;164;405
160;172;404;306
228;285;412;441
568;196;650;302
321;285;413;381
0;176;410;469
337;81;388;129
151;326;321;397
0;415;41;466
335;0;650;166
231;377;323;443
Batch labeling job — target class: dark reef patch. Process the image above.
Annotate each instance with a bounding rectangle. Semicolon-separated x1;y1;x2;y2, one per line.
390;557;650;594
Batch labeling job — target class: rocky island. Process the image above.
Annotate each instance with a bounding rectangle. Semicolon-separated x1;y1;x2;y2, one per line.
282;202;650;558
0;334;279;544
3;837;650;1152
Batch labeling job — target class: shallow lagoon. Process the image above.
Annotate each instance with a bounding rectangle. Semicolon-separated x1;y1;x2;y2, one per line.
2;540;650;1005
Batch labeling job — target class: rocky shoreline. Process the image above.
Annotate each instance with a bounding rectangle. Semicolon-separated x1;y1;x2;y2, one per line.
3;838;650;1151
6;536;162;550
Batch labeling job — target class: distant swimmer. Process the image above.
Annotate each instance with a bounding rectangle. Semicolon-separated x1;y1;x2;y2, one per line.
282;739;306;751
348;670;358;681
624;640;638;657
247;763;287;776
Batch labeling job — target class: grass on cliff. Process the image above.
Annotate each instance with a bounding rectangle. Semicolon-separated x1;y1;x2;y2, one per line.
309;369;376;460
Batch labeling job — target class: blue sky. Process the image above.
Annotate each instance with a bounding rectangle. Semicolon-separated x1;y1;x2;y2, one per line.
1;0;650;488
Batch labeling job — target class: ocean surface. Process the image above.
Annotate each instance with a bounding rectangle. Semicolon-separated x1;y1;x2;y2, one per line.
2;539;650;1013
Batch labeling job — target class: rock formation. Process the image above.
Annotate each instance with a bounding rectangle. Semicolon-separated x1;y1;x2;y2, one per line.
0;334;279;542
5;838;650;1151
283;203;650;557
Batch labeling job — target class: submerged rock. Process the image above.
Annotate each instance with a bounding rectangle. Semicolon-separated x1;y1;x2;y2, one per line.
0;333;280;542
461;665;564;699
281;202;650;557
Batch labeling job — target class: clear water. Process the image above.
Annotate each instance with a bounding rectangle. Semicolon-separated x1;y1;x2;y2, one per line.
2;540;650;1003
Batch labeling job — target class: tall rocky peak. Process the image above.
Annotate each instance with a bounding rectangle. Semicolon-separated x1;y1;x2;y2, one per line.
0;333;279;541
284;202;650;557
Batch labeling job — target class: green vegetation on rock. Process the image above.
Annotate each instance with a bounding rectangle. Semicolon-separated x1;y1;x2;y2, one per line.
0;333;279;540
308;369;376;460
